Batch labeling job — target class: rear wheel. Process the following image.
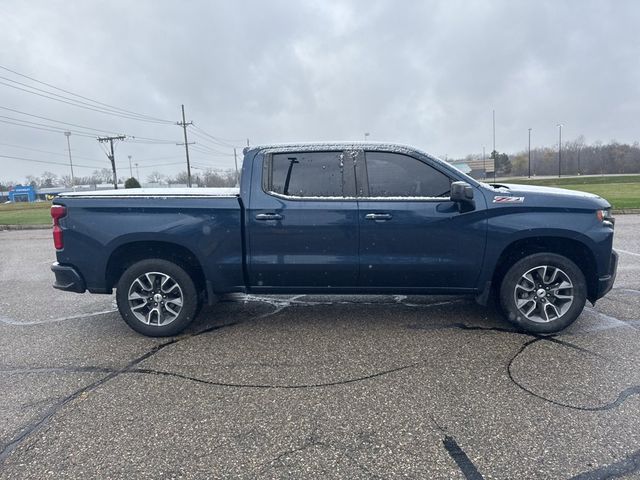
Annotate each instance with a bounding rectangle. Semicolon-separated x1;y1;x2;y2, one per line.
116;259;200;337
499;253;587;334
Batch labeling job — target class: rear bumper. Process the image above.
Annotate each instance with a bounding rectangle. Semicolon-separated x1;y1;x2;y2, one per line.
595;250;618;299
51;262;86;293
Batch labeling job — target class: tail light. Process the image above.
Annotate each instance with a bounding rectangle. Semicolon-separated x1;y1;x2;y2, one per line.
51;205;67;250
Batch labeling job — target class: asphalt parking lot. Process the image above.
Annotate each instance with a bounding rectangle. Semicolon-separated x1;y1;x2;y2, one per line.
1;217;639;479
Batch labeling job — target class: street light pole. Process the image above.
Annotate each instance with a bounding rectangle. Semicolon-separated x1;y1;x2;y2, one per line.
64;131;75;189
364;132;370;141
128;155;133;178
482;146;486;179
135;163;140;181
528;128;532;178
557;123;563;177
492;110;496;153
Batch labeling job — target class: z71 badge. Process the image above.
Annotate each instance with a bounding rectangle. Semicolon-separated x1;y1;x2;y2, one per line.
493;196;525;203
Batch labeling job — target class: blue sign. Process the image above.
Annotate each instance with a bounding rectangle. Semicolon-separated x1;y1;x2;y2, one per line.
8;185;36;202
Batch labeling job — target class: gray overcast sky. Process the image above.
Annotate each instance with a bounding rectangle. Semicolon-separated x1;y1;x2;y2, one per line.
1;0;639;183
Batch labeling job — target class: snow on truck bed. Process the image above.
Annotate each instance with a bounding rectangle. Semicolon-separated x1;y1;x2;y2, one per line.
58;188;240;198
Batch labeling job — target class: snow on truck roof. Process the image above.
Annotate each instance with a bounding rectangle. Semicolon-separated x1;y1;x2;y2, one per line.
58;187;240;198
248;141;439;158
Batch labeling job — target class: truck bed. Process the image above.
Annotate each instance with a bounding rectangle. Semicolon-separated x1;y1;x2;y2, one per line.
53;189;244;295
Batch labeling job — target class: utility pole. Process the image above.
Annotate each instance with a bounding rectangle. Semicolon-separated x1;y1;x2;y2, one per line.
557;123;563;177
135;163;140;180
64;131;75;189
528;128;532;178
233;148;239;185
128;155;133;178
176;104;194;187
97;135;126;189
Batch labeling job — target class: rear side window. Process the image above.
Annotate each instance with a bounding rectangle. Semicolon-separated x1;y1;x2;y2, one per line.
266;151;346;197
364;151;451;197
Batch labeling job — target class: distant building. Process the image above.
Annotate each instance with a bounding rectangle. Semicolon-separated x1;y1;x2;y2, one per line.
446;157;495;180
8;185;37;202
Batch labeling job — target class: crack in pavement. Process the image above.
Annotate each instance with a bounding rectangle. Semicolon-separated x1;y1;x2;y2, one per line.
0;363;419;390
0;321;237;464
254;428;384;479
128;363;418;389
507;338;640;412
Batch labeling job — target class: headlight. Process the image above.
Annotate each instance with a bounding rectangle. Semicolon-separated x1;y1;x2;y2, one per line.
596;209;615;227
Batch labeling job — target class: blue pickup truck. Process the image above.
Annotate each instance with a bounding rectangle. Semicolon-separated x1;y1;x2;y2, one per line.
51;143;617;336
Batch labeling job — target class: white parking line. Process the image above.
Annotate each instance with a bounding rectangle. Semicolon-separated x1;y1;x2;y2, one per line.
617;248;640;257
0;309;116;326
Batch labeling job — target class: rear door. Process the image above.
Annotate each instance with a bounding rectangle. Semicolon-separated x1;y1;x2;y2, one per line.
356;150;487;289
247;150;359;288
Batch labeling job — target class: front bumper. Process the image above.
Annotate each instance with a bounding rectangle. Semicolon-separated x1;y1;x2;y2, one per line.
596;250;618;299
51;262;86;293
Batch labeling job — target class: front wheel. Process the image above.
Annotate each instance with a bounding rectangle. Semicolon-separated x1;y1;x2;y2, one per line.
116;259;200;337
499;253;587;334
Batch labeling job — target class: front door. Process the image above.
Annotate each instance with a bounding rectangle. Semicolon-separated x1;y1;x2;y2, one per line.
247;150;359;288
356;150;487;289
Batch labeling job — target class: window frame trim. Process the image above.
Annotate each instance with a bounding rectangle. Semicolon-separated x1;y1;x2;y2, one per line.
357;150;455;202
261;150;358;201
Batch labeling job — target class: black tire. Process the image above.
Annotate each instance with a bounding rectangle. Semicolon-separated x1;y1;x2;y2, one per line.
499;253;587;334
116;259;200;337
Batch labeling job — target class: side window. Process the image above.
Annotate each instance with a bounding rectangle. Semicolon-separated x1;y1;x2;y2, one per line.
266;151;346;197
364;151;451;197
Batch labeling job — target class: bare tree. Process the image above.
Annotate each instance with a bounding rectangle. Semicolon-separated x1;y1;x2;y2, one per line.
146;171;166;184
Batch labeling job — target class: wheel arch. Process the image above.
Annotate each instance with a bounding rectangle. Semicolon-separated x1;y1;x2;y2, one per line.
106;241;207;296
492;236;599;303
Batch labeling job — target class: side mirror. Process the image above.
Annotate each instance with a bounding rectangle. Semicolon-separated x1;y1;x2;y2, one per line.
450;181;474;202
450;181;475;211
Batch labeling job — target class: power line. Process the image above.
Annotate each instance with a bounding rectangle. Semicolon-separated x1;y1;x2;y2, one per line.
188;138;235;156
0;141;103;162
0;118;96;137
0;114;105;137
127;136;179;144
191;124;240;148
0;79;171;124
192;124;242;145
189;144;234;156
0;153;105;170
135;161;187;169
0;65;174;123
0;105;123;135
0;108;180;144
127;155;184;162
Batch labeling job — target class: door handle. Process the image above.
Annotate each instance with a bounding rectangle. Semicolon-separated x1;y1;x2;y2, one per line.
255;213;283;221
365;213;393;221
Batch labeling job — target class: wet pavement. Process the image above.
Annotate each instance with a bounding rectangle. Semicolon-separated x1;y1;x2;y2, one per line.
0;216;639;479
